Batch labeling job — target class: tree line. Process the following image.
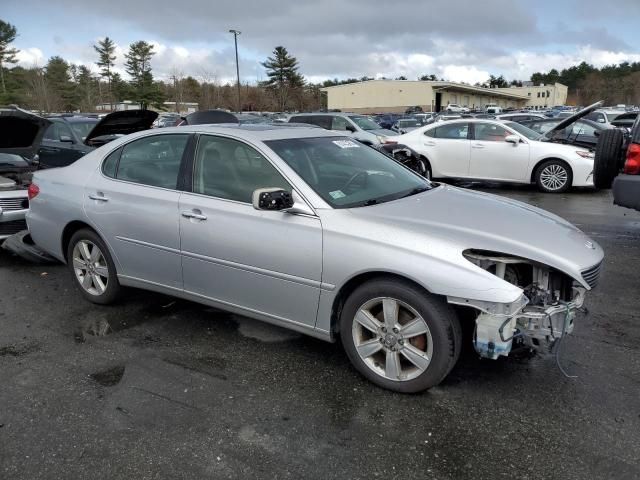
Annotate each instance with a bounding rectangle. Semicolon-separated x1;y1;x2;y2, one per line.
1;17;639;113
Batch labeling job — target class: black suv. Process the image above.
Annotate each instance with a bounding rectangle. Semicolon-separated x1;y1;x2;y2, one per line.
593;114;640;211
39;116;98;168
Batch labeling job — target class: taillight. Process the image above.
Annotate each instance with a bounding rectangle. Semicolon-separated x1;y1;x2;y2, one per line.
624;143;640;175
28;183;39;200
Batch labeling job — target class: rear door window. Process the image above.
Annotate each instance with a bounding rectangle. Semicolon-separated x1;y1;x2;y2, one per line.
430;123;469;139
116;134;189;189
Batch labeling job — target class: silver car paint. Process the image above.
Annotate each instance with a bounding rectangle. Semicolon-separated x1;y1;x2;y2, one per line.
27;125;604;342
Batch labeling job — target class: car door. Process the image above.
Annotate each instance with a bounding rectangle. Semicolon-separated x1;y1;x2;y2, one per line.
421;122;471;177
468;122;530;182
84;133;191;290
38;121;87;168
179;134;322;327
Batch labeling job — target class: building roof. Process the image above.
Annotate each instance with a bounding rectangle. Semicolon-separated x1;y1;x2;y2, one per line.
321;79;530;100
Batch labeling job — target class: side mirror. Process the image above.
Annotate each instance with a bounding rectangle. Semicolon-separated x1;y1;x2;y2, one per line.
252;188;294;211
59;135;74;143
345;124;356;133
505;135;520;144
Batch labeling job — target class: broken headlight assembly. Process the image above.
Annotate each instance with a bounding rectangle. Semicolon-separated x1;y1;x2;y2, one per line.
460;250;586;359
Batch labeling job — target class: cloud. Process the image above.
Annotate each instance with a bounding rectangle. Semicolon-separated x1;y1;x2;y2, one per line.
7;0;640;87
15;47;45;67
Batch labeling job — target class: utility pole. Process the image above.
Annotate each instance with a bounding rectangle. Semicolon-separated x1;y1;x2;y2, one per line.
229;29;242;113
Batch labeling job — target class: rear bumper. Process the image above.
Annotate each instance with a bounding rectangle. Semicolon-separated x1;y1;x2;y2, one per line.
0;209;28;241
613;174;640;211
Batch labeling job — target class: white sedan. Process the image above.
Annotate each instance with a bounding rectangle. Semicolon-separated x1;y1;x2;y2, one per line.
396;119;595;192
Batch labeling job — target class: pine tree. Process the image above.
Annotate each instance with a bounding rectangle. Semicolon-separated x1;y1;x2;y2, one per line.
260;46;304;112
94;36;117;109
0;19;19;95
125;40;163;109
45;56;76;111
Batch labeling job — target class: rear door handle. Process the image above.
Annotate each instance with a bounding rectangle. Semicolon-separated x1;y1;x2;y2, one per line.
181;210;207;221
89;193;109;202
471;144;485;149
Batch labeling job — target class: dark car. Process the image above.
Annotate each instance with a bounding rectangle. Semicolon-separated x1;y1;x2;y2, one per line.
594;114;640;210
520;117;609;150
38;110;158;168
374;114;401;129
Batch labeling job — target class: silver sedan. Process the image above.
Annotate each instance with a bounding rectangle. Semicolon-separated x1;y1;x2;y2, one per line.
26;125;604;392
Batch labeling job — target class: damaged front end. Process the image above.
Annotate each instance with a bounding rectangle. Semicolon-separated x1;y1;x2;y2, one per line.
449;250;595;359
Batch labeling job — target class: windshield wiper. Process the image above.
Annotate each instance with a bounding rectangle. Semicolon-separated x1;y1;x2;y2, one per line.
400;186;430;198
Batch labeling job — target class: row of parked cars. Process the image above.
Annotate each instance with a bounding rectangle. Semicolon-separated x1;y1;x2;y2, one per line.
0;103;606;393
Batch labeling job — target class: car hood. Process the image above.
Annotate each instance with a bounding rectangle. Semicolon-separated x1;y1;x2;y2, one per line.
545;101;603;138
345;185;603;288
0;106;51;159
85;109;159;146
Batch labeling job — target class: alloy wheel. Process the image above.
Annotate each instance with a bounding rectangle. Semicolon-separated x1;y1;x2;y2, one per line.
540;164;568;191
352;297;433;382
72;240;109;296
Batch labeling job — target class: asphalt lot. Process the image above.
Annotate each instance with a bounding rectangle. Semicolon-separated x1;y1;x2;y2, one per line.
1;185;639;480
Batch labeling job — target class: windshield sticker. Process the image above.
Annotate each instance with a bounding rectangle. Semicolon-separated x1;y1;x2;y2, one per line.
329;190;346;199
332;140;360;149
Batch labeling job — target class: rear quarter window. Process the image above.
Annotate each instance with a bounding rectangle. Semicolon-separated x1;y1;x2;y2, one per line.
102;147;121;178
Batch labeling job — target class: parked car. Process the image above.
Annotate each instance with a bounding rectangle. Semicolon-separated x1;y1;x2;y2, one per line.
445;104;469;113
391;118;422;134
0;106;50;241
395;118;595;192
520;118;607;150
404;105;423;114
288;113;397;145
485;104;502;114
374;114;401;130
38;110;158;168
25;124;603;392
593;114;640;210
495;113;547;122
585;109;628;126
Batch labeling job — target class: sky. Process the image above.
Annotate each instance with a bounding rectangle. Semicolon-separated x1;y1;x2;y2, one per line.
3;0;640;85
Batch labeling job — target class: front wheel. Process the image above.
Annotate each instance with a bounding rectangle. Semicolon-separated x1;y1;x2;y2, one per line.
340;278;461;393
535;160;572;193
67;229;121;304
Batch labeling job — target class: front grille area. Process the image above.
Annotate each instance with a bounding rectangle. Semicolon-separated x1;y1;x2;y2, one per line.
0;197;29;212
0;219;27;236
581;261;603;288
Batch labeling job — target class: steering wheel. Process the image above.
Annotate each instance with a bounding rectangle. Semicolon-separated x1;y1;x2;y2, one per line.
342;171;369;192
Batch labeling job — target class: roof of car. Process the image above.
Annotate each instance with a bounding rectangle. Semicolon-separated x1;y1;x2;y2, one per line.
158;123;342;141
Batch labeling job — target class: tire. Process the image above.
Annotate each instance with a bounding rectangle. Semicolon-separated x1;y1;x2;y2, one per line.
67;229;121;305
418;157;432;180
593;128;624;189
535;159;573;193
339;278;461;393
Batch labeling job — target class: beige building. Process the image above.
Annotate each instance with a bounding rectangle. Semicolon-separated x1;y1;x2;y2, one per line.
321;80;568;113
496;83;568;109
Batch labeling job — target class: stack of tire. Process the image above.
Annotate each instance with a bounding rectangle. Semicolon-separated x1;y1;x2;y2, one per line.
593;129;626;189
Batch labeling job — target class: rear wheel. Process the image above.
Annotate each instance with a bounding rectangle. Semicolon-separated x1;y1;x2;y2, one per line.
67;229;121;304
535;160;572;193
340;278;461;393
593;128;624;189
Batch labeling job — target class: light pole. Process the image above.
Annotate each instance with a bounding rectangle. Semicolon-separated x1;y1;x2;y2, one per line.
229;29;241;113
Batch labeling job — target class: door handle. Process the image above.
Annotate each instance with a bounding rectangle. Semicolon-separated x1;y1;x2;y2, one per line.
423;141;436;146
471;144;485;149
181;210;207;221
89;193;109;202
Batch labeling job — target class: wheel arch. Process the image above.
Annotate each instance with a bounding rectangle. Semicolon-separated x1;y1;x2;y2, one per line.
61;220;99;262
329;271;434;338
530;157;573;183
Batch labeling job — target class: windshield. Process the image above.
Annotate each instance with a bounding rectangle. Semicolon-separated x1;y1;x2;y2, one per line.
504;121;543;140
349;116;382;131
68;120;98;141
265;137;432;208
0;152;30;168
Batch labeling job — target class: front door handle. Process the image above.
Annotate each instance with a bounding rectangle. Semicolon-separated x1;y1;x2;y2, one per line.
181;210;207;221
89;193;109;202
423;141;436;146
